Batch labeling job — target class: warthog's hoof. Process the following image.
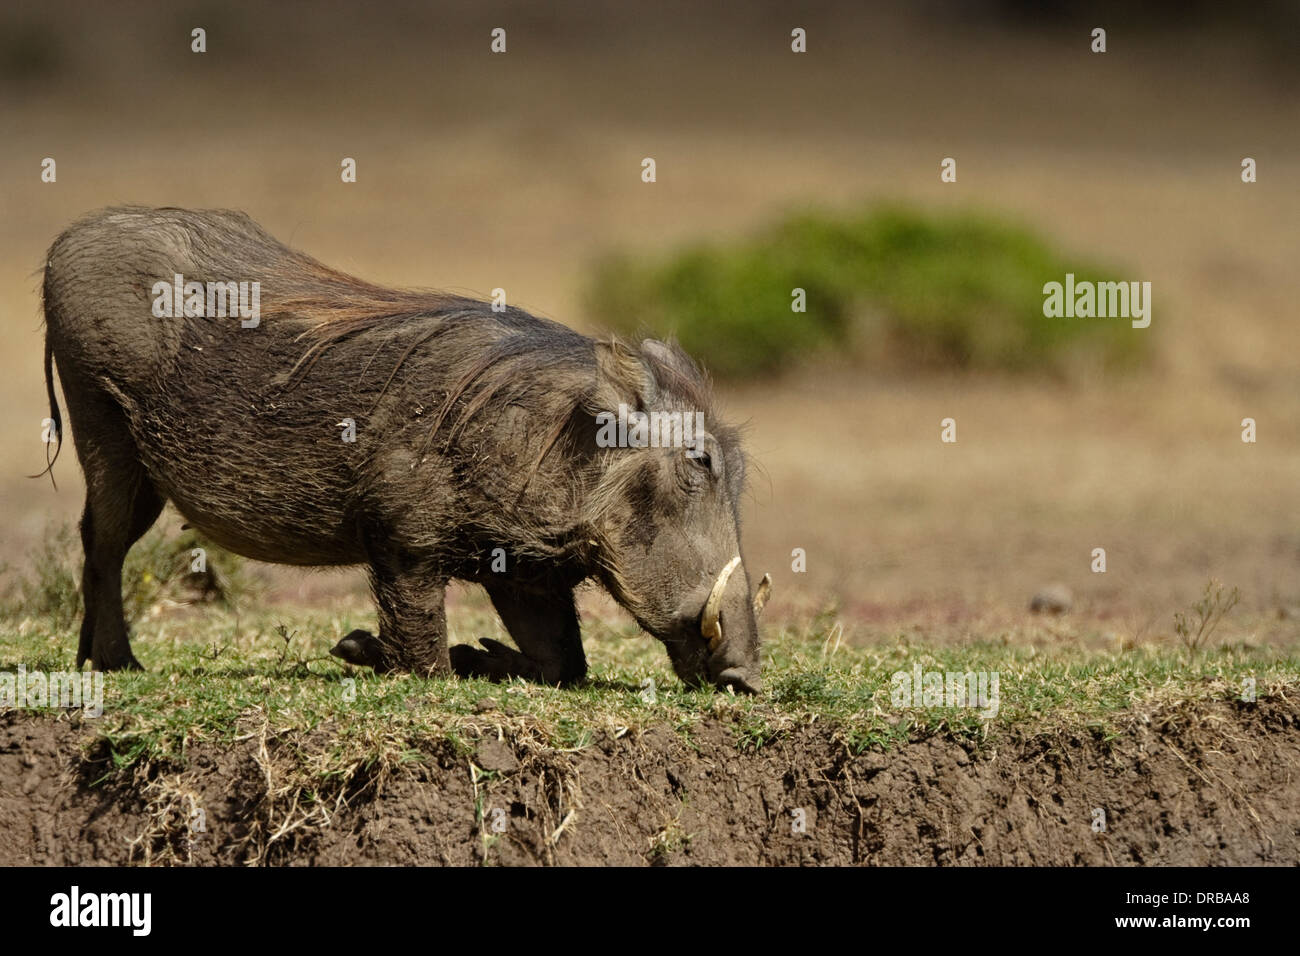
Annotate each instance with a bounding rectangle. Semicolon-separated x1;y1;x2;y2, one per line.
329;629;393;672
84;653;143;672
449;638;542;683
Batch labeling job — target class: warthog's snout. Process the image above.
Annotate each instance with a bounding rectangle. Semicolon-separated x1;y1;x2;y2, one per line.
691;556;769;695
717;666;762;695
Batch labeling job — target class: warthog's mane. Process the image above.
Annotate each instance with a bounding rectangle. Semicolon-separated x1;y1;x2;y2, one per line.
269;265;729;501
278;281;742;605
296;300;597;492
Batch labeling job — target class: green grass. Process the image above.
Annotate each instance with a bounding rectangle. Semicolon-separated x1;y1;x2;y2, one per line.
2;583;1296;864
0;525;1295;846
1;599;1293;776
586;204;1146;377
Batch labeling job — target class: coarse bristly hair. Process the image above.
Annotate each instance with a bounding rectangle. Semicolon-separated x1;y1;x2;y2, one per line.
39;205;763;689
248;223;745;503
41;205;747;581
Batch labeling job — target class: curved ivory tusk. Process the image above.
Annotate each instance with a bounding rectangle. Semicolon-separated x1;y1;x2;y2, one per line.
753;573;772;616
701;555;742;652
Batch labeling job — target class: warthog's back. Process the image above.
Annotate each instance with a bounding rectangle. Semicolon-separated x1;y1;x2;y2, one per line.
45;208;288;386
41;207;459;564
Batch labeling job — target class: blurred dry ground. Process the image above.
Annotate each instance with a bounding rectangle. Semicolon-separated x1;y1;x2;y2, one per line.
0;1;1295;648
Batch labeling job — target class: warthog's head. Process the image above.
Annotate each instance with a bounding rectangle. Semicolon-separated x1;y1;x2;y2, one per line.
585;339;769;694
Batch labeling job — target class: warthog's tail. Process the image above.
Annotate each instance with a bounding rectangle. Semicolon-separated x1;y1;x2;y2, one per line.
28;336;62;490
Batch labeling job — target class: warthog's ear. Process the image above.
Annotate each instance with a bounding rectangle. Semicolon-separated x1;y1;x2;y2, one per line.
590;338;656;413
639;338;703;389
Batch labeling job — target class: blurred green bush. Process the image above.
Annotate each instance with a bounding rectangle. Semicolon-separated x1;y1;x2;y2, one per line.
586;205;1146;378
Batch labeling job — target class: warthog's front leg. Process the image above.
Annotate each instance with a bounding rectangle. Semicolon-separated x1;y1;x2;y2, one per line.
450;584;586;686
330;562;449;676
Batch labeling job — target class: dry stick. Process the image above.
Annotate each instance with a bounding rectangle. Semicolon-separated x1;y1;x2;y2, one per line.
550;809;577;846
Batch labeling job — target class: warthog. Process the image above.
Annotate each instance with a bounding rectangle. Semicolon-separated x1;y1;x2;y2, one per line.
37;207;769;692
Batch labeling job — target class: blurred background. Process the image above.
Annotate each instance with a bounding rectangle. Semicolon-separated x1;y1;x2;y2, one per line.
1;0;1297;646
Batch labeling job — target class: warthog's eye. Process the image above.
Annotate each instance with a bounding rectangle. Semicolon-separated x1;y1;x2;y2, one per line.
686;448;712;473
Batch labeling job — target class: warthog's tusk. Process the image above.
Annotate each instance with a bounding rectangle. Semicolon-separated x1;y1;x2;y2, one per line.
753;573;772;616
701;555;742;652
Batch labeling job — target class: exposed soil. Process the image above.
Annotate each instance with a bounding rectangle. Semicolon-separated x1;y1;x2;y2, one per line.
2;696;1297;866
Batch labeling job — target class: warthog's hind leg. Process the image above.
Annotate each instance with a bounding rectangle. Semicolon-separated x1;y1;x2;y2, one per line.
64;378;165;671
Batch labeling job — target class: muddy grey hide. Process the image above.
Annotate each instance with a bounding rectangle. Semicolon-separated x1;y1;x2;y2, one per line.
39;206;771;691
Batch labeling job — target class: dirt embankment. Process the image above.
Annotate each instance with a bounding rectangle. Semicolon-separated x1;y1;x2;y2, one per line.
2;698;1297;866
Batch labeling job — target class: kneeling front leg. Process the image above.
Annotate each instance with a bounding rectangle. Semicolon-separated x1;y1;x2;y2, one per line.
330;564;450;676
450;584;586;687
